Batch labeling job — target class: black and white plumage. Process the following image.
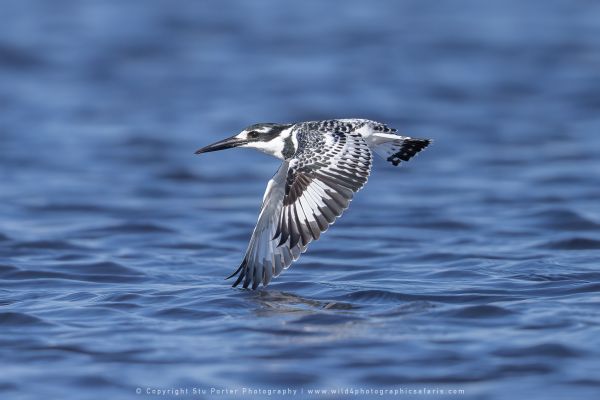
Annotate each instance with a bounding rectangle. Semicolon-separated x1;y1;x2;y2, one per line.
195;119;431;289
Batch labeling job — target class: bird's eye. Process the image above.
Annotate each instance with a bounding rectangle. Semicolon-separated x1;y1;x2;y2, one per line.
248;131;259;138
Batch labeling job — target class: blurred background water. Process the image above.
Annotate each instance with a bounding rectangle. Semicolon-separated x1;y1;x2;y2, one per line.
1;0;600;399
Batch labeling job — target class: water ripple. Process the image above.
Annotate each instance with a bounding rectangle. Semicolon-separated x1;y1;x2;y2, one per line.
1;1;599;399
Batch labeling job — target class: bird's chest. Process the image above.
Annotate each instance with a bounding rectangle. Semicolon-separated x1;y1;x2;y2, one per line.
281;135;297;160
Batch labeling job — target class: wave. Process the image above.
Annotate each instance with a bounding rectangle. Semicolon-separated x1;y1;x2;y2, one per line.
0;312;52;327
80;223;176;236
441;304;515;318
538;237;600;250
529;208;600;230
1;262;145;284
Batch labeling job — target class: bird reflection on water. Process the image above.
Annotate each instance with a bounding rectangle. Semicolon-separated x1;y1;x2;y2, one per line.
248;289;357;316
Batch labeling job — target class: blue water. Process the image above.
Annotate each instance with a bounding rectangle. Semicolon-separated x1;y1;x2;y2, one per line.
1;1;600;399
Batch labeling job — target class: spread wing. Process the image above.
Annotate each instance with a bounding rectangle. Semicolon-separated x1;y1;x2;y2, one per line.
228;129;372;289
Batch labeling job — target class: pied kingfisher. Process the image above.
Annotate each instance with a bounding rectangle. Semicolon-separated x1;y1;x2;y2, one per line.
195;119;431;289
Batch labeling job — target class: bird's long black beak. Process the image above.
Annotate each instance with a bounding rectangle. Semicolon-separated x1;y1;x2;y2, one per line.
194;136;247;154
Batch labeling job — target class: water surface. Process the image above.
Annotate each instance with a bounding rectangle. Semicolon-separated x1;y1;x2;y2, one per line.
1;1;600;399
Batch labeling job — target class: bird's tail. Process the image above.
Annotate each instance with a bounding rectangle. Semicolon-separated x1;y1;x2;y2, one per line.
373;136;431;166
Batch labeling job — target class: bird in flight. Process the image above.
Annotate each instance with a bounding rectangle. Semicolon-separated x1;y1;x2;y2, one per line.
195;119;431;289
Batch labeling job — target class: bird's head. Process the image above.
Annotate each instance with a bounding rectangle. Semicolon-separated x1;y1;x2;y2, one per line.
195;123;293;159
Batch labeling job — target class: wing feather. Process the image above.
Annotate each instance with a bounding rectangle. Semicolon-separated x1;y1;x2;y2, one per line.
227;127;372;288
